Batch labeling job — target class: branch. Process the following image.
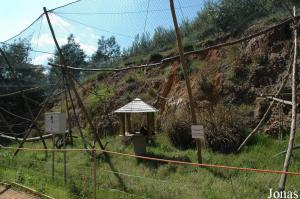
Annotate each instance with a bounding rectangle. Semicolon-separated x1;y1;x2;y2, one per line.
257;95;293;106
0;133;53;142
237;43;294;152
273;145;300;157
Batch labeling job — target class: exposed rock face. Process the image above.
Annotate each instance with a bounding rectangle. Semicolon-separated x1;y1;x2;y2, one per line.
60;21;294;139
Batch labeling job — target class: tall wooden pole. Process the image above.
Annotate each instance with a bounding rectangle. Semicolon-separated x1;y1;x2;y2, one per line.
52;135;55;179
43;7;106;151
169;0;202;163
63;74;73;145
278;6;297;191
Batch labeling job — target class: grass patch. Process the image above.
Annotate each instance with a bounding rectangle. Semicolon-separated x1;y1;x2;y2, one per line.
0;132;299;198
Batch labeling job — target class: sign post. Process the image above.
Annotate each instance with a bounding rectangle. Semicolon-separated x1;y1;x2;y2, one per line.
191;125;205;161
191;125;204;140
45;112;67;183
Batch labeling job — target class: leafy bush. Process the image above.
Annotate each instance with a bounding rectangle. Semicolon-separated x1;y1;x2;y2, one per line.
198;76;218;103
163;110;194;150
183;44;194;52
149;53;163;62
200;103;247;153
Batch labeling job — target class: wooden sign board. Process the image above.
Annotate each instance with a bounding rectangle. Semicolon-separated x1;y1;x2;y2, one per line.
45;112;66;134
191;125;204;140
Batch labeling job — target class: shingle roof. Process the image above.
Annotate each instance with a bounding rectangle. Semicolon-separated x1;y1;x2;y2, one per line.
114;98;158;113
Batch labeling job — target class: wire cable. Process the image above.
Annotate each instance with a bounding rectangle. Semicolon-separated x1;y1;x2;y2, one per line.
0;107;33;122
48;0;82;12
143;0;151;34
32;15;44;63
0;42;55;55
53;4;203;15
55;13;134;39
1;14;43;43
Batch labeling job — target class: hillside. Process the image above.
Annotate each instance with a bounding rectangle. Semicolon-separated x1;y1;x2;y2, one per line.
64;15;299;147
1;1;300;199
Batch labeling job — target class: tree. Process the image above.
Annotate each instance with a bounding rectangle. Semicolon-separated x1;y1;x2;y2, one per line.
152;26;175;51
0;39;46;135
0;38;46;90
91;36;120;66
51;34;86;80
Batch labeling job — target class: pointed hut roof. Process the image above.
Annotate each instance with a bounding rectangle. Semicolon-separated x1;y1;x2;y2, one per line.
114;98;158;113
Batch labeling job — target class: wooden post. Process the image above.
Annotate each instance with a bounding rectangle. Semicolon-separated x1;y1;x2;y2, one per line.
44;6;106;151
52;135;55;179
169;0;202;163
278;6;298;191
125;113;131;133
119;113;125;136
43;7;64;64
63;132;67;184
147;112;155;135
65;77;91;153
63;75;73;145
92;149;97;199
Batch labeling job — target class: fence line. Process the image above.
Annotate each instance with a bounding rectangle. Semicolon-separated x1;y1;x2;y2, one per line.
1;145;300;176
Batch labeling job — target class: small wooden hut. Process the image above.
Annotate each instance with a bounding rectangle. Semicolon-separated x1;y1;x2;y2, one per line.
114;98;158;136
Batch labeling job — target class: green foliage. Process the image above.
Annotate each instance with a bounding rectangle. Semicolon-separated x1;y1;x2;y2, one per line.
200;103;248;153
191;60;207;70
163;109;194;150
252;53;268;65
198;75;217;103
92;36;121;65
15;170;25;183
0;39;46;137
87;84;114;107
51;34;86;81
148;88;157;98
124;71;141;84
149;53;163;62
224;46;241;64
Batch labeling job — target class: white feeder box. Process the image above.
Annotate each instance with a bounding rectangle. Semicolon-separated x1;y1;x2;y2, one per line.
45;112;66;134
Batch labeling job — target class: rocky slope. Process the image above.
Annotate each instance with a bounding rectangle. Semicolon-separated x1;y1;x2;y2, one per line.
67;19;299;141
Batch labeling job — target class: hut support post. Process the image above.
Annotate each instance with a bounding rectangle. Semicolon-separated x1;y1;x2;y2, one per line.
119;113;125;136
147;112;155;135
125;113;131;133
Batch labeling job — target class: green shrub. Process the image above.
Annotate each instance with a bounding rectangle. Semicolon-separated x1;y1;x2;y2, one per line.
163;110;194;150
183;44;194;52
87;84;113;107
148;88;157;98
149;53;163;62
200;103;247;153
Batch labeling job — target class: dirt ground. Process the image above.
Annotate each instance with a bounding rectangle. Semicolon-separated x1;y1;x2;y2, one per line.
0;185;37;199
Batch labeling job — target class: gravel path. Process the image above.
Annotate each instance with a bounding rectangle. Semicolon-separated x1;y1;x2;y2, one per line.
0;185;37;199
